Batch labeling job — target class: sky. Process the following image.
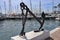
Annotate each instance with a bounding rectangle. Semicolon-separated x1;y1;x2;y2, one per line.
0;0;60;14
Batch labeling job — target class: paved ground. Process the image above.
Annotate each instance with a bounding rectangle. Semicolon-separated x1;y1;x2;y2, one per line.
50;26;60;40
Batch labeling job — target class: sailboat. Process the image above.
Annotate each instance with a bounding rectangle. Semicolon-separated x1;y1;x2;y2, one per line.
56;14;60;21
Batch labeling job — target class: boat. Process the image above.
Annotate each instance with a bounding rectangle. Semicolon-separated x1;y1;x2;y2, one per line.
56;14;60;21
56;17;60;21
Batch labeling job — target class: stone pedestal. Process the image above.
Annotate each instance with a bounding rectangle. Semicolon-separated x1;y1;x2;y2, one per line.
11;30;49;40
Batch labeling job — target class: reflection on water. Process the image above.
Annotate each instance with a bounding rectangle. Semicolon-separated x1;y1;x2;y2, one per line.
0;19;60;40
0;21;4;27
56;20;60;26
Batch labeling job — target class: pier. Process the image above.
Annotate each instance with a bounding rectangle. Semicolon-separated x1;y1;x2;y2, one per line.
0;15;57;20
50;26;60;40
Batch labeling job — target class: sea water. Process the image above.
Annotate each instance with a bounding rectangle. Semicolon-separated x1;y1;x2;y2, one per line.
0;19;60;40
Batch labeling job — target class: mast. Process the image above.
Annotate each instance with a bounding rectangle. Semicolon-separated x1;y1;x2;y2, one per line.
15;5;16;13
30;0;32;11
4;1;6;14
0;6;2;13
17;5;19;14
15;5;18;14
9;0;11;14
39;0;41;14
21;0;23;2
52;0;54;14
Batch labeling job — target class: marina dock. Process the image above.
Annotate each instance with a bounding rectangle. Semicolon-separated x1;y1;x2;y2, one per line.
0;15;57;20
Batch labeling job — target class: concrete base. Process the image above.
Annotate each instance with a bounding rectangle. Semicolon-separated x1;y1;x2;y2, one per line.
50;27;60;40
11;30;50;40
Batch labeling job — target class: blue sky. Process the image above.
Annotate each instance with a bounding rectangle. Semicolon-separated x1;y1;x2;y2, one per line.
0;0;60;14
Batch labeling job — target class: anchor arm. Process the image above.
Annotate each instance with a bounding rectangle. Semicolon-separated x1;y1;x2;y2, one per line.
39;19;45;30
39;12;45;30
26;4;45;31
27;9;42;24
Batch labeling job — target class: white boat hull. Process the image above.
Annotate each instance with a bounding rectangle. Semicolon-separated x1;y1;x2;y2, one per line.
56;18;60;21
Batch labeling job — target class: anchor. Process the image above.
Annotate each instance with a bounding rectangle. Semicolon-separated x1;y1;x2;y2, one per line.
19;2;45;36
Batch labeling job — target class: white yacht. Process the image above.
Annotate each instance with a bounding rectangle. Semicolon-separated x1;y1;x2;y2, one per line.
56;14;60;21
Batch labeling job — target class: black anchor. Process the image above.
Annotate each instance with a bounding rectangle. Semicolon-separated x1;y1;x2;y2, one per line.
19;2;45;36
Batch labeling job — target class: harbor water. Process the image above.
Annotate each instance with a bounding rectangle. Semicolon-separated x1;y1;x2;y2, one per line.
0;19;60;40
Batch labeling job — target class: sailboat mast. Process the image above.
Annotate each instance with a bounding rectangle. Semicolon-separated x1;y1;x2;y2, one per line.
9;0;11;14
30;0;32;11
52;0;54;14
4;1;6;14
39;0;41;14
17;5;19;14
0;6;2;13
